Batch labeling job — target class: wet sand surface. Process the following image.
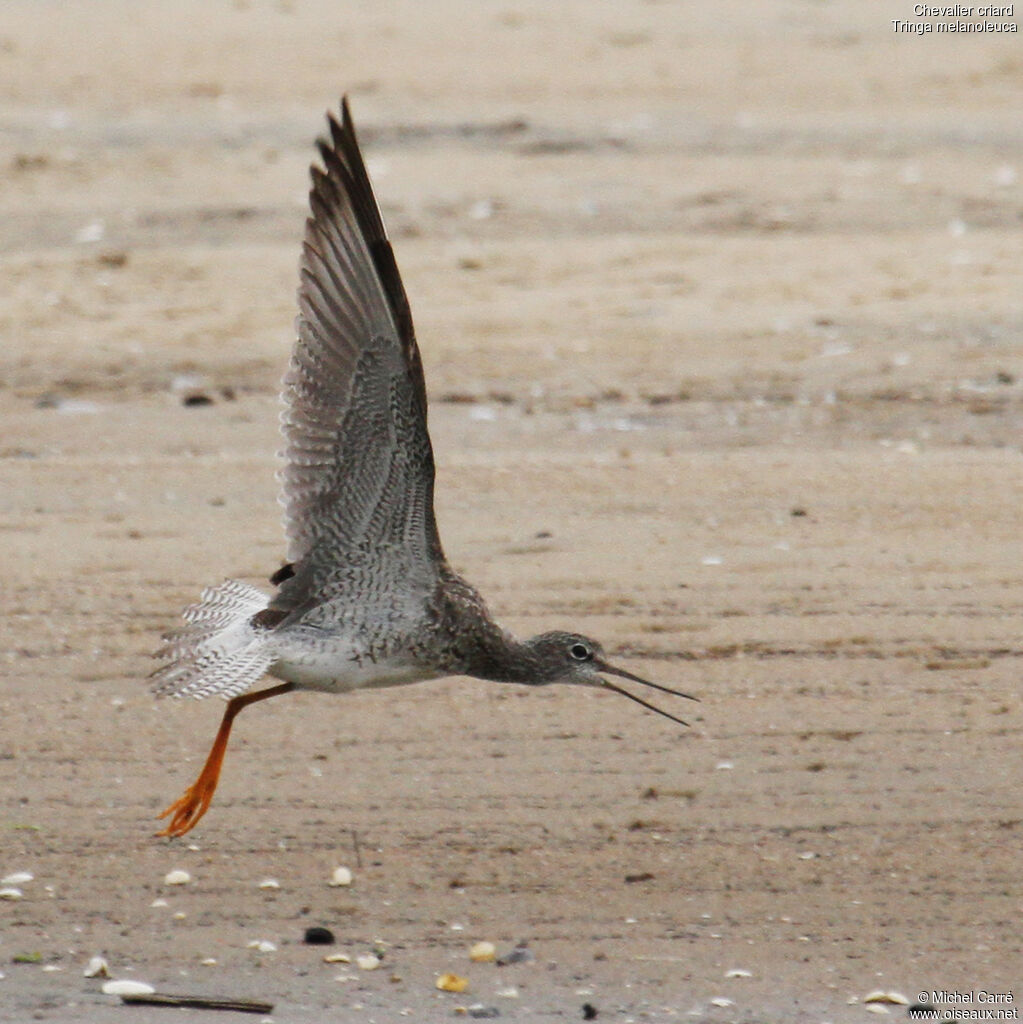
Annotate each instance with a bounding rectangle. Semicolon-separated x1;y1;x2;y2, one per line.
1;2;1021;1021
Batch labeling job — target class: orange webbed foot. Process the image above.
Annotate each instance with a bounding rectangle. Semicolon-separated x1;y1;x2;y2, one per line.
153;683;294;839
156;775;219;837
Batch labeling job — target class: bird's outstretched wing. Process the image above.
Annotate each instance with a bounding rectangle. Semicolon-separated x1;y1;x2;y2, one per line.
270;99;445;618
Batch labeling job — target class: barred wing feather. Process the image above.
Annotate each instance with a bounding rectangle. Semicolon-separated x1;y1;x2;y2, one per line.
274;100;445;614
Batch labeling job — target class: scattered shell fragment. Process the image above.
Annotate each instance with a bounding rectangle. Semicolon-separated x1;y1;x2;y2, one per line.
356;954;381;971
725;968;752;978
1;872;33;885
495;987;519;999
865;1006;891;1016
329;866;353;887
258;878;280;890
323;953;351;964
0;888;23;901
83;956;110;978
150;898;169;908
200;957;217;966
469;941;497;963
75;220;105;244
864;991;910;1005
709;997;734;1008
164;869;191;886
436;972;469;993
102;980;156;996
247;940;277;953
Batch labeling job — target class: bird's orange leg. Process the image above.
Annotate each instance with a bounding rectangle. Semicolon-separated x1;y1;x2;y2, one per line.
156;682;294;838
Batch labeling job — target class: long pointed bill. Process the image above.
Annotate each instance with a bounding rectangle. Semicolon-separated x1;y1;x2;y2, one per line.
595;659;699;728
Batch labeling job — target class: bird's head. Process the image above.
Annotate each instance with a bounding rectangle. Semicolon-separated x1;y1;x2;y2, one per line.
525;630;697;727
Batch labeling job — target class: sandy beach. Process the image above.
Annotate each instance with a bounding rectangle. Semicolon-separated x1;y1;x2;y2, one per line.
1;1;1021;1020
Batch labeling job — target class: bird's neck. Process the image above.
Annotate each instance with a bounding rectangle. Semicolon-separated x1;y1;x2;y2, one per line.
465;631;542;684
432;570;542;684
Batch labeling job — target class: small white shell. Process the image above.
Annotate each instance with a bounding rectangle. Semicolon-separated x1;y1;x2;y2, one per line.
1;872;33;885
258;878;280;890
328;866;353;887
725;968;752;978
102;980;156;996
864;991;910;1006
0;888;23;901
200;958;217;966
150;899;169;908
709;997;734;1008
247;940;277;953
163;869;191;886
83;956;110;978
323;953;351;963
469;941;496;963
356;954;380;971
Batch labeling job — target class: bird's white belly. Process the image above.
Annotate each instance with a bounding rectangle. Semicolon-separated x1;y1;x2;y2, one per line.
267;633;437;694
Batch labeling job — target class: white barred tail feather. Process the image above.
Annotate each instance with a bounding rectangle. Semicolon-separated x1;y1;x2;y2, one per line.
151;580;275;700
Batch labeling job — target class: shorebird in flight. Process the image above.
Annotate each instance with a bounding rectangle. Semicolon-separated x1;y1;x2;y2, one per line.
152;99;697;837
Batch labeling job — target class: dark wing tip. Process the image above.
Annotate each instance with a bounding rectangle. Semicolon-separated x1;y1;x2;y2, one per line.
306;98;416;362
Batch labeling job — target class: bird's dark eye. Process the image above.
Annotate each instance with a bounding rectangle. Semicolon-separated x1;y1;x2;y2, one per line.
569;642;592;661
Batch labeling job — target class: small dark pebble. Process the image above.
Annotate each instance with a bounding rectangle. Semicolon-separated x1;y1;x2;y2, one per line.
624;872;655;884
790;507;807;517
996;371;1014;385
583;1003;598;1020
96;250;129;268
534;530;553;539
182;393;214;407
303;926;335;945
467;1007;500;1019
